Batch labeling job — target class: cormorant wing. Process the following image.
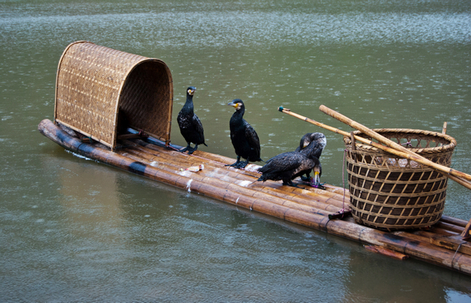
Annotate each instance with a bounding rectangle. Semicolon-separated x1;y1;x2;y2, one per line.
261;152;305;174
244;121;260;153
191;114;204;137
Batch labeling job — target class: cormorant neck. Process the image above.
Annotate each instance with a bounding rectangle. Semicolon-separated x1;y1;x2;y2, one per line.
230;108;245;127
183;94;194;112
234;106;245;118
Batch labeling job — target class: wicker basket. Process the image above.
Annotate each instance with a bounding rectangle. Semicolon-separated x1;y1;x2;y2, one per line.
344;129;456;231
54;41;173;150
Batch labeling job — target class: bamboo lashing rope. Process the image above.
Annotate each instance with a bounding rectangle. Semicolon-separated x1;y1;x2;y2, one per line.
277;106;471;191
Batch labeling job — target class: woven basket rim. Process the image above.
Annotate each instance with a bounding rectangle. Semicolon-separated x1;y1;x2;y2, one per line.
343;128;456;154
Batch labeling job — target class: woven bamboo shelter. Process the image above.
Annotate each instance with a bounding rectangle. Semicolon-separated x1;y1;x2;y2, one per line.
54;41;173;150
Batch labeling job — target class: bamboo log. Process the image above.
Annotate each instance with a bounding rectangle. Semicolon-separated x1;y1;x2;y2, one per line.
278;106;471;191
410;231;471;256
433;221;464;234
325;218;471;273
441;215;468;227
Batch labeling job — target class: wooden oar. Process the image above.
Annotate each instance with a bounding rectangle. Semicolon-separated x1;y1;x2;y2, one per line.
277;106;471;191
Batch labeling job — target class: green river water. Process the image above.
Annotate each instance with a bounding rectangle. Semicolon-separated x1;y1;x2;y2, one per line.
1;0;471;301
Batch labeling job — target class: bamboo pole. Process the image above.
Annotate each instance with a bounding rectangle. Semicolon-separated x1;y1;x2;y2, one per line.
442;121;448;135
318;105;470;183
278;106;471;191
441;215;468;227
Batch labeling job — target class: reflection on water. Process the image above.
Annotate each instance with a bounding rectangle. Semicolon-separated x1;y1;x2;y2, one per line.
1;0;471;301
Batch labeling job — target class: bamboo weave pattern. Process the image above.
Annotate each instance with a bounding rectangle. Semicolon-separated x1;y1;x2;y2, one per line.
54;41;173;149
344;129;456;231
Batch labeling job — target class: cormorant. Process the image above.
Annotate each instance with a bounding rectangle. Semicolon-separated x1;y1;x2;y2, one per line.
295;132;326;184
177;86;207;154
257;150;321;187
257;133;324;187
226;99;262;169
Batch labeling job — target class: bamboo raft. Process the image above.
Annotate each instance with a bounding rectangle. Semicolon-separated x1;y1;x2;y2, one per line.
39;41;471;276
39;118;471;275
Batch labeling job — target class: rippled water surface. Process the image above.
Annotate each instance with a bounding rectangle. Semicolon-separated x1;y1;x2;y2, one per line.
1;0;471;301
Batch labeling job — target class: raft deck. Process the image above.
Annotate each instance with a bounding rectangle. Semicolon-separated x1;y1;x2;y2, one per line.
39;118;471;276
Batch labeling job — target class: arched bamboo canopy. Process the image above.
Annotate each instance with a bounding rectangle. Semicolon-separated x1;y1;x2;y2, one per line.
54;41;173;150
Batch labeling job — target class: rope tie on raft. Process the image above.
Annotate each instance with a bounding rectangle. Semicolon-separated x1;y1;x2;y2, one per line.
340;149;349;218
328;149;352;220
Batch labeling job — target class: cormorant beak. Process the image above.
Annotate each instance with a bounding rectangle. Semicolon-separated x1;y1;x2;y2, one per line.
188;88;196;96
228;101;241;110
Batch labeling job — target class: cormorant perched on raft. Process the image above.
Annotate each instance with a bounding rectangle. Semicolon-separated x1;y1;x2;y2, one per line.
296;132;326;185
177;86;207;154
257;133;324;187
226;99;262;169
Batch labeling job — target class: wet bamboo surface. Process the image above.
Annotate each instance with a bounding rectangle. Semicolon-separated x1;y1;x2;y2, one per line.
39;119;471;276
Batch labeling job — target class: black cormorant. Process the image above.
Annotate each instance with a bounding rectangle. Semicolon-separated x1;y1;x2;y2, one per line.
177;86;207;154
226;99;262;169
257;133;325;187
257;150;321;187
295;132;326;185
